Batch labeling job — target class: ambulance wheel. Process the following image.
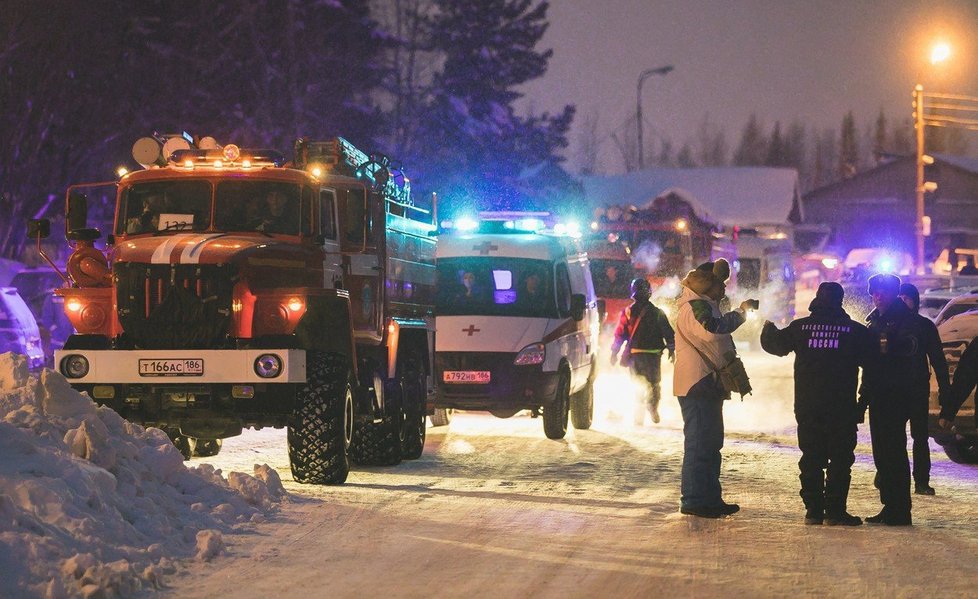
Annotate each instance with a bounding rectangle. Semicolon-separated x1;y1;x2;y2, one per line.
570;375;594;430
543;372;570;440
401;371;427;460
288;351;353;484
192;438;223;458
350;380;404;466
431;408;453;427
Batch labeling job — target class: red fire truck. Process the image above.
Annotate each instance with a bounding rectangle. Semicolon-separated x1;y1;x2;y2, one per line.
28;135;436;484
585;192;735;331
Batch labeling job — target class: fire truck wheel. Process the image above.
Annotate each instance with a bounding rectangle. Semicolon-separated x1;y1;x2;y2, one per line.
349;379;404;466
543;372;571;440
400;371;427;460
192;438;223;458
165;429;197;460
430;408;453;427
570;376;594;431
288;352;353;484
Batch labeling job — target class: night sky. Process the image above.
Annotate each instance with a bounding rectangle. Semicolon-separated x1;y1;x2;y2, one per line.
519;0;978;173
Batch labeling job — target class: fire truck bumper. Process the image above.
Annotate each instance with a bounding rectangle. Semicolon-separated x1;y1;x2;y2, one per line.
432;352;560;411
53;349;308;385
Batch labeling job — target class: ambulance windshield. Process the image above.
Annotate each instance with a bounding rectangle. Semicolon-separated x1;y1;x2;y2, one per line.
436;258;557;318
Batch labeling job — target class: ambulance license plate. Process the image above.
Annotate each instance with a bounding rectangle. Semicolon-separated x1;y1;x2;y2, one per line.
138;359;204;377
443;371;490;384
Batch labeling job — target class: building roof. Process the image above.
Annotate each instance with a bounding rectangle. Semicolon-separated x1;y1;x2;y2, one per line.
581;167;799;227
933;153;978;175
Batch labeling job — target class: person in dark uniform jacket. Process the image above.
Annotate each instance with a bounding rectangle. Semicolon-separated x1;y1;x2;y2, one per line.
610;278;675;425
761;282;872;526
897;283;951;495
861;273;918;526
939;335;978;433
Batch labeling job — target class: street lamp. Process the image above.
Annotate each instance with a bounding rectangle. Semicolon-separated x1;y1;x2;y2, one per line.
637;65;673;170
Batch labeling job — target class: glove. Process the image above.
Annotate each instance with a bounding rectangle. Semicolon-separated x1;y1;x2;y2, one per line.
667;349;675;363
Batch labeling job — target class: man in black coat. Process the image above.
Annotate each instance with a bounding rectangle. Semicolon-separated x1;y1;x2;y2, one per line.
610;277;675;425
897;283;951;495
862;273;918;526
939;335;978;432
761;282;872;526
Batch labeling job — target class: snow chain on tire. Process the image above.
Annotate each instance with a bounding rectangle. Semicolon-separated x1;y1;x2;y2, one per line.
349;380;403;466
288;351;352;484
543;372;570;440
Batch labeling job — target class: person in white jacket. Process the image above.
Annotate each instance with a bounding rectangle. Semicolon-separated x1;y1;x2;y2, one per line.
674;259;756;518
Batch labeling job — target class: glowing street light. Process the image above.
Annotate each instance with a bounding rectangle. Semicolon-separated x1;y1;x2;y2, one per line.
930;42;951;65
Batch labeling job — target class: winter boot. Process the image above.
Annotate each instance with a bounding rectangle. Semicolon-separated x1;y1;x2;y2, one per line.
648;386;661;424
914;483;936;496
824;512;862;526
804;509;824;525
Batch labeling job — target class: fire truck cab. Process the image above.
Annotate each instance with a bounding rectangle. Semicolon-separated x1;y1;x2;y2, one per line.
432;216;599;438
30;135;436;484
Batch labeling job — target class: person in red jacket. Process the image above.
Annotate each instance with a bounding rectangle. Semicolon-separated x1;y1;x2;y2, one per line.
610;278;675;425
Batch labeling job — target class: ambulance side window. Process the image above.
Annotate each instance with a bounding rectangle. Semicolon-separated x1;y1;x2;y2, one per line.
555;263;571;316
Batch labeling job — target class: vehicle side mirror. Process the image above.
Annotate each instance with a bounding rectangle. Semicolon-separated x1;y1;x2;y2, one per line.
28;218;50;240
66;192;101;241
570;293;586;321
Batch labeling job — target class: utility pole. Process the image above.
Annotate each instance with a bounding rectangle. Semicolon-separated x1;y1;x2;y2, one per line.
914;85;926;275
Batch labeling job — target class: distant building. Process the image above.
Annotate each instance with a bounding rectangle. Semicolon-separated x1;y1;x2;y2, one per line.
580;166;801;229
799;154;978;259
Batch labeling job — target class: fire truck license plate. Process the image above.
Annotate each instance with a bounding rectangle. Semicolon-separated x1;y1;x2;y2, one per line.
138;359;204;377
443;371;490;384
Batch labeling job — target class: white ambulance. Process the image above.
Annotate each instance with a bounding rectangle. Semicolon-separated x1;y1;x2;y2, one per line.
433;220;599;439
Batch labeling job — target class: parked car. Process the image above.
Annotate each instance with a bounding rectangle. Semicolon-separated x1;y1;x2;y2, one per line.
930;310;978;463
933;293;978;327
10;267;73;363
0;287;45;369
919;287;975;321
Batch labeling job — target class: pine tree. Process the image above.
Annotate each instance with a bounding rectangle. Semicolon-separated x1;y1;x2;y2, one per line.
676;143;696;168
656;139;675;167
416;0;577;212
838;111;858;178
733;114;766;166
765;121;786;166
873;108;887;163
695;114;727;166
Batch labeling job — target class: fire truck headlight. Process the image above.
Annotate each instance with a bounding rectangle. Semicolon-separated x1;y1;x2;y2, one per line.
80;304;107;329
61;354;90;379
514;343;546;366
254;354;283;378
287;297;304;312
66;298;82;312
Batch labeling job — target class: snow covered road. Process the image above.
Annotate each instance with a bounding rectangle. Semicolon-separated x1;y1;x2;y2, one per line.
167;352;978;598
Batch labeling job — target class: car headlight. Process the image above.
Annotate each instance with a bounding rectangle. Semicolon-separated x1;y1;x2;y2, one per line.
61;354;90;379
254;353;283;378
514;343;545;366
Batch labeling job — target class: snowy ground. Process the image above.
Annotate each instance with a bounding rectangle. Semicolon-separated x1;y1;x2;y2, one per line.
156;351;978;599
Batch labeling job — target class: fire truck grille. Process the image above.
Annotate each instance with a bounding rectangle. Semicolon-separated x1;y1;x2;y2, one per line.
115;263;236;349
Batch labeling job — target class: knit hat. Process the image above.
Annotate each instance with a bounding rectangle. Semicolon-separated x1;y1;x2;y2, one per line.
867;273;901;294
682;267;720;296
899;282;920;311
813;281;844;308
696;258;731;283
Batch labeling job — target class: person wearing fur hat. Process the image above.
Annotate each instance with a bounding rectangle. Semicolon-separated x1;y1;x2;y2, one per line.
760;282;873;526
861;273;919;525
674;258;757;518
897;283;951;496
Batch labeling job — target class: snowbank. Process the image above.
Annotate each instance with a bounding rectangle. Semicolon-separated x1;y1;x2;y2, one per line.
0;352;287;598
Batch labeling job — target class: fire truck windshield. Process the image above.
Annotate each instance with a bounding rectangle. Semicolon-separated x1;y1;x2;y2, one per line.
214;181;302;234
436;257;558;318
118;181;211;235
